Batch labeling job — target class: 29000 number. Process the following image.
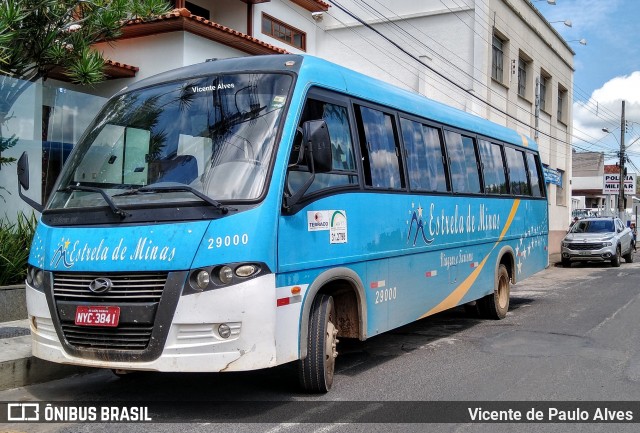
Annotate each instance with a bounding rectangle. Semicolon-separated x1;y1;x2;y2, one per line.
208;234;249;249
375;287;397;304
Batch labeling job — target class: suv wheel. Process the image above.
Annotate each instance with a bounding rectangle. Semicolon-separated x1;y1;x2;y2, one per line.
611;245;621;267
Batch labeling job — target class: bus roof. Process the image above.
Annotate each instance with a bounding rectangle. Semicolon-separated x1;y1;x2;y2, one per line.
122;54;538;152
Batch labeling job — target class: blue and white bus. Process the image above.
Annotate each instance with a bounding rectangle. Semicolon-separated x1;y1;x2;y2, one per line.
18;54;548;393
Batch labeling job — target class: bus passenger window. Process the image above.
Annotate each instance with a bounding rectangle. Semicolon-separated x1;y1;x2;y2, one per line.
478;140;507;194
444;131;481;194
287;99;358;195
504;147;531;195
358;106;404;189
400;118;447;192
526;153;544;197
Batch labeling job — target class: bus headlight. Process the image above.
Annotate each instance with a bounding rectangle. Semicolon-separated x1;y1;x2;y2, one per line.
27;266;45;292
235;264;259;278
218;266;234;284
195;270;210;290
185;262;269;295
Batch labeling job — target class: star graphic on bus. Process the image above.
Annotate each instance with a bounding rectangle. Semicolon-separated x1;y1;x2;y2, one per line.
406;203;434;247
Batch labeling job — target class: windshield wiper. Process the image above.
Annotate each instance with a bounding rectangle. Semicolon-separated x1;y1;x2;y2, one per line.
64;185;129;219
113;183;232;214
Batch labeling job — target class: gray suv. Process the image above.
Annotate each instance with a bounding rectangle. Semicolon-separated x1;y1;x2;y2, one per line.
561;217;634;267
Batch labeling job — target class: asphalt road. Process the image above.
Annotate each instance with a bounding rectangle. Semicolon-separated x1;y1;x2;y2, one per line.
3;258;640;433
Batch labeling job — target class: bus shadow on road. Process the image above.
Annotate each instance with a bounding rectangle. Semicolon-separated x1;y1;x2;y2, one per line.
334;297;536;377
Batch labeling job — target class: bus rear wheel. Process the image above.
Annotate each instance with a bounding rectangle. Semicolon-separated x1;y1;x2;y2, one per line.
299;294;339;393
478;264;510;320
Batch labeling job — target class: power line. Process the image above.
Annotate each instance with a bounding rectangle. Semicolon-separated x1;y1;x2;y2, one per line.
324;0;613;160
283;0;625;163
355;0;622;154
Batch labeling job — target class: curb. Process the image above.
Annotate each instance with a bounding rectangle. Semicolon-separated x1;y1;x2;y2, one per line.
0;355;95;391
0;320;94;391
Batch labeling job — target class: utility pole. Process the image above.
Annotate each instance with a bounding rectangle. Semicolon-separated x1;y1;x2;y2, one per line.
619;100;626;221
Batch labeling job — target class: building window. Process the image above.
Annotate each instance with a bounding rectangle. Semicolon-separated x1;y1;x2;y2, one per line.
492;34;505;82
262;13;306;50
539;71;551;113
517;57;527;97
539;73;549;112
556;180;565;206
558;85;568;122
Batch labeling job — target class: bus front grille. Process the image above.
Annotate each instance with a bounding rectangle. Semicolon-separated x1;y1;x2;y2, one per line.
52;272;168;351
60;323;154;350
53;272;167;302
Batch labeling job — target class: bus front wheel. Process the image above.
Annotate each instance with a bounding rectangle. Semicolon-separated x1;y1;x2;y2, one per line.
478;264;510;320
299;294;339;393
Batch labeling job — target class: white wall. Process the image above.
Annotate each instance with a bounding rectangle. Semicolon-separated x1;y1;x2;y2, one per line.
93;31;248;96
316;2;477;106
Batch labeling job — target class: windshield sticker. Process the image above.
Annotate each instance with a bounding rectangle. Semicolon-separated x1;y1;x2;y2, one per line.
271;95;286;109
308;211;330;231
307;210;348;244
330;211;347;244
51;237;176;269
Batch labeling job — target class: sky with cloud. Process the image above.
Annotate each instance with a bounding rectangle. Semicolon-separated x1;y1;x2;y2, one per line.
536;0;640;171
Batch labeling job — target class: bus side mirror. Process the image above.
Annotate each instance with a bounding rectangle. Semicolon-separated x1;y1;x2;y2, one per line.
17;151;44;213
302;120;332;173
18;151;30;190
283;120;332;211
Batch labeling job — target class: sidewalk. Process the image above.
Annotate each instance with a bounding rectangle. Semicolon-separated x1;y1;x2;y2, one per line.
0;319;92;391
549;252;562;266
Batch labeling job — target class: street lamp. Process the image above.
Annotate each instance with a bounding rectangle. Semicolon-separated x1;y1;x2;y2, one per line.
550;20;572;27
534;0;557;4
568;39;588;45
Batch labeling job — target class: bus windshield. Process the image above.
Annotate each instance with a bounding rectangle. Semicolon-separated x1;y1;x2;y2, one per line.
48;73;292;210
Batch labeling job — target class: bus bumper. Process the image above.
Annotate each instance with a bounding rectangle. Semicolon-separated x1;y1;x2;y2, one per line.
26;274;281;372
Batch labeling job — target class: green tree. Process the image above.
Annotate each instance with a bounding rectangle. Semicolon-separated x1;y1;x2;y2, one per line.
0;0;171;169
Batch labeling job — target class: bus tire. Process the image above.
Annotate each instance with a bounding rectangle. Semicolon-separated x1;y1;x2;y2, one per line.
478;264;510;320
298;294;339;393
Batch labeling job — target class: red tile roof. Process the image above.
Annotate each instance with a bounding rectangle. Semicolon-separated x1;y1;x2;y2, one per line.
290;0;330;12
120;8;289;55
48;59;139;82
103;59;139;78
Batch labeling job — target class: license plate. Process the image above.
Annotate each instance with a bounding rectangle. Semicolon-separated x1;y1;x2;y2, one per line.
75;306;120;327
579;251;589;256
